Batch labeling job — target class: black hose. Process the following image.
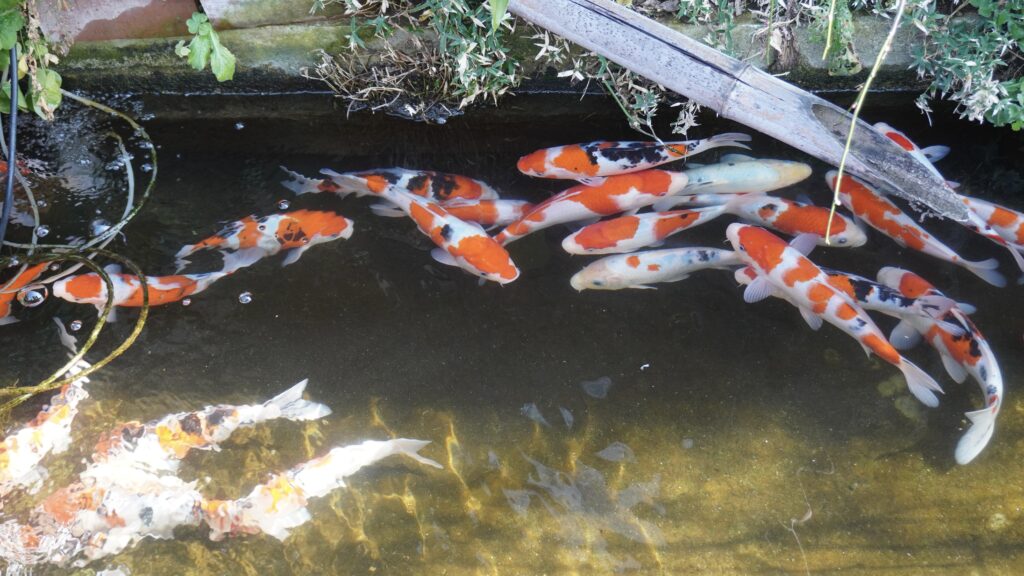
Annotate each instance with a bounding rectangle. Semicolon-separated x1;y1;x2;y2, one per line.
0;47;17;248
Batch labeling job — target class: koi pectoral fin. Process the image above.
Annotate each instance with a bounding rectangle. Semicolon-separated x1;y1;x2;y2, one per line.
430;248;458;268
797;306;823;331
742;276;773;304
889;320;922;350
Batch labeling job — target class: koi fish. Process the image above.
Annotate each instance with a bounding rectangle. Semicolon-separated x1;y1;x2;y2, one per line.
91;380;331;473
960;196;1024;248
873;122;950;179
877;267;1002;465
516;133;751;185
292;167;500;203
0;262;48;325
562;208;723;255
818;267;957;324
202;439;442;541
175;210;353;272
727;223;944;406
825;171;1005;287
372;188;519;284
370;198;533;230
651;155;813;211
570;247;741;290
495;169;690;246
955;196;1024;275
720;193;867;247
0;359;90;502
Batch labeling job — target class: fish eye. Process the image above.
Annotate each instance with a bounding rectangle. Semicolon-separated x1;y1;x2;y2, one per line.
258;225;266;231
17;285;48;308
593;280;604;286
837;237;847;244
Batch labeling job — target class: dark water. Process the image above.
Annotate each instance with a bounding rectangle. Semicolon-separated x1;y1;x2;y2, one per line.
1;94;1023;575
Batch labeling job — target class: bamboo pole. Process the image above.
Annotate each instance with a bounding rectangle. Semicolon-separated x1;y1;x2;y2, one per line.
509;0;968;221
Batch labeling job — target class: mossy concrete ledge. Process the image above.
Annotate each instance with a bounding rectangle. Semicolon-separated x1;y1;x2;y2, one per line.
55;14;928;96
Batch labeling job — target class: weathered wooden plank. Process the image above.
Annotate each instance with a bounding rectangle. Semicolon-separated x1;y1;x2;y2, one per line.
510;0;968;221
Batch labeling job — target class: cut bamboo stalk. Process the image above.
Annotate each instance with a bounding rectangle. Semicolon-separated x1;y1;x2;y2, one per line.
509;0;968;221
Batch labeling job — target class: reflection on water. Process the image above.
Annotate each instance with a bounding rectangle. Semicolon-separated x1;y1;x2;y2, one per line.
0;94;1023;574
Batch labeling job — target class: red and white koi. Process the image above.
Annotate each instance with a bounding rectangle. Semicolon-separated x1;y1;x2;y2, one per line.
960;196;1024;248
202;439;441;541
374;188;520;284
175;209;353;271
720;194;867;247
516;133;751;185
651;155;813;211
570;247;741;291
287;166;500;203
826;171;1005;287
0;262;48;325
90;380;330;474
562;208;722;255
877;267;1002;465
817;267;957;324
371;198;533;230
873;122;949;180
495;169;689;246
727;223;944;406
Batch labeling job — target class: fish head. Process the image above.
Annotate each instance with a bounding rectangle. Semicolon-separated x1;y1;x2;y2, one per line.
829;216;868;247
516;149;549;177
455;236;520;284
768;160;813;188
569;260;619;291
727;223;788;271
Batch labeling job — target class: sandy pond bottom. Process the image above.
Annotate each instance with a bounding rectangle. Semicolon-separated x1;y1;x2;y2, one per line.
0;94;1023;575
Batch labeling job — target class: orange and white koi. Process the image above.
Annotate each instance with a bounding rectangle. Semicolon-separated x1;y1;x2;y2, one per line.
961;196;1024;248
720;194;867;247
174;209;353;271
727;223;944;406
495;169;690;246
374;188;519;284
877;267;1002;465
873;122;949;180
0;262;48;325
370;198;533;230
570;247;741;290
562;208;722;255
52;254;255;319
826;171;1005;287
516;133;750;185
90;380;330;474
289;166;500;203
0;358;90;502
202;439;441;541
651;155;813;211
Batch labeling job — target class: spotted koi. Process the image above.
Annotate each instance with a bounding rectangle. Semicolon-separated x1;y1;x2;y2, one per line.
175;209;353;272
562;207;724;255
303;167;500;203
371;198;533;230
495;169;689;246
961;196;1024;248
722;194;867;247
516;133;750;185
727;223;943;406
826;171;1005;287
570;247;741;291
877;267;1002;465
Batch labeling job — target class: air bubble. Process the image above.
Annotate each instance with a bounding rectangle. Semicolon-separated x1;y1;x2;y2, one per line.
35;199;46;208
238;292;252;304
140;163;153;173
235;122;245;130
17;287;46;307
69;320;82;332
36;225;49;238
7;257;20;267
277;199;290;210
182;298;191;307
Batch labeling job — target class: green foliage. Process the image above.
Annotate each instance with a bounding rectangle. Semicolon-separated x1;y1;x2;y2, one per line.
175;13;236;83
913;0;1024;129
0;0;62;120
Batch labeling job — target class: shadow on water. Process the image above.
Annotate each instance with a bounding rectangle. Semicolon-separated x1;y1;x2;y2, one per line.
0;93;1022;574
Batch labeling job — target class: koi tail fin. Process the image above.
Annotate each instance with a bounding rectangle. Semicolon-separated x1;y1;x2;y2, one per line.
897;358;943;408
961;257;1006;288
955;406;998;465
387;438;444;470
263;379;332;422
681;132;752;158
279;166;335;196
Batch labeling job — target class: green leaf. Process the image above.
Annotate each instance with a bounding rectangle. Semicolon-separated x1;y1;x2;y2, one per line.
0;9;24;52
0;81;28;114
186;12;208;35
187;33;211;72
174;39;190;58
208;31;236;82
0;0;21;11
490;0;509;32
28;67;61;119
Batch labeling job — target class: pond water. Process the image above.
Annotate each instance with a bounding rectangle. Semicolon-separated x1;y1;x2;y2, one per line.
0;94;1023;575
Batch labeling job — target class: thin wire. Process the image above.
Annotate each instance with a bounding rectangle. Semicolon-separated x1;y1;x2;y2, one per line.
0;47;17;248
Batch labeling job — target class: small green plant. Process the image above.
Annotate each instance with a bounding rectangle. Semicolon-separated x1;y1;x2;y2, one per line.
175;13;237;83
0;0;62;120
